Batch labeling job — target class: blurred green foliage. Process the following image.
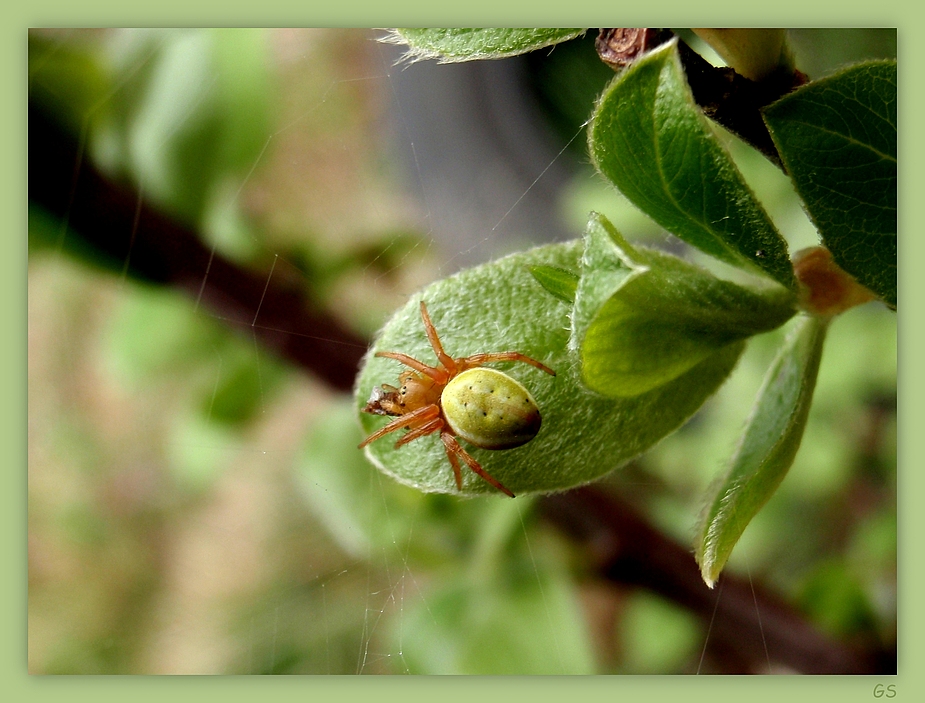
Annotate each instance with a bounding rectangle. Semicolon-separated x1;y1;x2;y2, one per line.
28;29;895;674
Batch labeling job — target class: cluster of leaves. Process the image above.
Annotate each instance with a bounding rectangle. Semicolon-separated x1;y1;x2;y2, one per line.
358;29;896;586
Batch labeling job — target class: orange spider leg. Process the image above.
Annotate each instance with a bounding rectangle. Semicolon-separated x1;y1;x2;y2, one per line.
358;405;439;449
394;414;444;447
374;351;448;383
443;442;464;491
419;301;458;374
458;351;556;376
441;432;516;498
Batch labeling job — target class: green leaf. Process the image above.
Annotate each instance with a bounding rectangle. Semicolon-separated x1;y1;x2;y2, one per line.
356;240;743;496
28;33;111;137
387;28;586;63
798;560;878;638
619;592;701;673
696;315;828;587
392;500;595;674
691;29;790;82
201;349;286;426
112;30;271;229
573;213;796;397
764;60;897;307
104;283;285;425
528;265;579;304
299;398;456;561
166;412;235;493
588;40;794;288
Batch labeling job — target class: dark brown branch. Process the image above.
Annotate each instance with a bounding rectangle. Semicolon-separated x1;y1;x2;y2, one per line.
540;486;895;674
596;29;808;168
676;40;806;169
28;101;368;392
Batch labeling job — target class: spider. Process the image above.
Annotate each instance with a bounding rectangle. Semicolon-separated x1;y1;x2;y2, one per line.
358;301;556;497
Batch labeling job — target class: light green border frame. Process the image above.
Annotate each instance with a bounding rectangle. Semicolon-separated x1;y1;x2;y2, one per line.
13;2;918;702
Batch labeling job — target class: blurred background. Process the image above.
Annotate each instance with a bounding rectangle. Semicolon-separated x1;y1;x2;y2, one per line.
28;28;896;674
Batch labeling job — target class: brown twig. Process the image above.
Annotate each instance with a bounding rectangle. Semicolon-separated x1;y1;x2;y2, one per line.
595;29;808;168
28;101;368;392
540;486;895;673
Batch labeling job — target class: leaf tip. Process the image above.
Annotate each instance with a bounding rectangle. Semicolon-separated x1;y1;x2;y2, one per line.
696;527;722;588
376;29;442;66
528;264;579;304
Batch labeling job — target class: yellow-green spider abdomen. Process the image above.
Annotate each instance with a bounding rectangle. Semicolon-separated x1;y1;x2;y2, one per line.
441;367;542;450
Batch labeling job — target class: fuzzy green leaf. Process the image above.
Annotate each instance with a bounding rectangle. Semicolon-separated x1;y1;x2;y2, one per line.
573;213;796;397
387;28;585;63
696;315;828;587
764;61;896;307
588;40;794;288
356;241;743;497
